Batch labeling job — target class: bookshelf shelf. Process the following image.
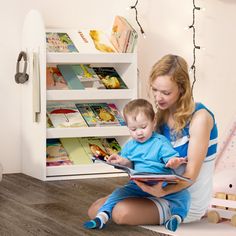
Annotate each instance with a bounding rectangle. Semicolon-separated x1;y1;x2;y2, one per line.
47;52;135;64
47;89;135;101
21;10;137;181
47;126;130;138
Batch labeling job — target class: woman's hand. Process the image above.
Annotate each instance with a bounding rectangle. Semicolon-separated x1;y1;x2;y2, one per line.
134;180;167;197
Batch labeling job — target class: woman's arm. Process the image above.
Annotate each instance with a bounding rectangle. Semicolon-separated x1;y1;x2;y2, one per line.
135;109;214;197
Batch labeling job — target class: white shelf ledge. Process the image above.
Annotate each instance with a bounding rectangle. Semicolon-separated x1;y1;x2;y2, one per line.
46;89;135;101
47;52;135;64
47;126;130;138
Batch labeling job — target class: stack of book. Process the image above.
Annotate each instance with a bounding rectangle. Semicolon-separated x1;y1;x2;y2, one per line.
47;102;126;128
47;64;128;90
110;15;138;53
46;137;122;166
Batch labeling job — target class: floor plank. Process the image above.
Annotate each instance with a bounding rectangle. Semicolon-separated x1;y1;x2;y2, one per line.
0;174;168;236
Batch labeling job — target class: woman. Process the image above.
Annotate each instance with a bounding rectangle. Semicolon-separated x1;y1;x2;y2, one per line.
87;54;218;225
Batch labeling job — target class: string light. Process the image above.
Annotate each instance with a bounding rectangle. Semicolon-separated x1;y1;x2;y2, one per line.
129;0;146;37
189;0;202;95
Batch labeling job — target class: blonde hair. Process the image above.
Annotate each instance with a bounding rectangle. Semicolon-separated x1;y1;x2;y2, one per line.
149;54;194;134
123;99;155;124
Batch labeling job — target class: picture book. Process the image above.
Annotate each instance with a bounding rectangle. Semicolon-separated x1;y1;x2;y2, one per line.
101;138;122;155
46;66;69;90
75;103;98;127
89;103;120;126
60;138;92;165
78;137;122;162
71;64;106;89
46;32;78;53
92;67;128;89
77;30;116;53
98;159;193;185
46;139;72;166
78;137;109;161
110;16;138;53
107;103;126;126
47;103;88;128
57;65;84;90
89;30;116;53
121;17;138;53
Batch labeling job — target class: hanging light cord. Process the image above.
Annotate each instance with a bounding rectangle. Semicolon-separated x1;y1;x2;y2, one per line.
130;0;145;35
189;0;201;95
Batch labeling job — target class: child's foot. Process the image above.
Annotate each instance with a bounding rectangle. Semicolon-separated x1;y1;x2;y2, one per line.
165;215;182;232
83;217;105;229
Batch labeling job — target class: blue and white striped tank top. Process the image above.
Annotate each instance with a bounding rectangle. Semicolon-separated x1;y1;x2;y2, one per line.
160;103;218;162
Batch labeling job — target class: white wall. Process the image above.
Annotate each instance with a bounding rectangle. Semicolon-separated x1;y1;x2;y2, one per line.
0;0;235;173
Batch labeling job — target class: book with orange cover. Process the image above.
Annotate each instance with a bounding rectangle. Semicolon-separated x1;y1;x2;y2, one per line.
46;66;69;90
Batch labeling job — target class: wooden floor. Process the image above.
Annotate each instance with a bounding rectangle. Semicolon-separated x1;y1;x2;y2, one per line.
0;174;168;236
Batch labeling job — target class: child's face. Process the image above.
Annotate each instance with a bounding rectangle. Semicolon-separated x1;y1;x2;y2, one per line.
126;113;155;143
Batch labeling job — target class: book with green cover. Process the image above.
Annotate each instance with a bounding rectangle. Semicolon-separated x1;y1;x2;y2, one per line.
60;138;92;165
46;32;78;53
57;65;84;90
71;64;105;89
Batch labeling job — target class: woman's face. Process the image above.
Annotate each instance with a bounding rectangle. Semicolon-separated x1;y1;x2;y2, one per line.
151;75;181;111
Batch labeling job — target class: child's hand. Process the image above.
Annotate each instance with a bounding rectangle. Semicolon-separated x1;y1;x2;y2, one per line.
107;154;132;167
107;153;121;164
165;157;187;169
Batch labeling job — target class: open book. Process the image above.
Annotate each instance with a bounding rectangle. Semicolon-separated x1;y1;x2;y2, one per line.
97;159;193;184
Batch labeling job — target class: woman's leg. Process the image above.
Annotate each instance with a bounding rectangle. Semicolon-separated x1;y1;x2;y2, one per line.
88;196;161;225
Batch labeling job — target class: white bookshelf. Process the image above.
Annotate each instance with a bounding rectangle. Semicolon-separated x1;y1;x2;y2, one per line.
21;10;137;181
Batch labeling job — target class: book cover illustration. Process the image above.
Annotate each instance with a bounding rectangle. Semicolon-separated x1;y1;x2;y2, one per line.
93;67;128;89
89;30;116;53
47;103;88;128
78;137;121;162
46;66;69;90
77;30;116;53
89;103;120;126
75;104;98;127
71;64;105;89
101;138;122;156
98;159;193;184
46;139;72;166
60;138;92;165
46;32;78;53
57;65;84;90
110;16;138;53
107;103;126;126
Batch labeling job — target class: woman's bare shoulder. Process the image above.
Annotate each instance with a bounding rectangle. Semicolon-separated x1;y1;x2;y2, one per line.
190;108;213;131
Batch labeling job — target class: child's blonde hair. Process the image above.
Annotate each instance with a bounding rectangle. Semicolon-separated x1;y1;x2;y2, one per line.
123;99;155;124
149;54;194;134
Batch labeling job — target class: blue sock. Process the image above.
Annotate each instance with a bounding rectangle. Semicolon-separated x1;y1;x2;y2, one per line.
83;217;103;229
83;211;109;230
165;215;182;232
